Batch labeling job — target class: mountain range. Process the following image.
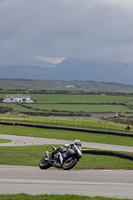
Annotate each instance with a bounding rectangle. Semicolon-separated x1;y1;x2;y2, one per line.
0;56;133;85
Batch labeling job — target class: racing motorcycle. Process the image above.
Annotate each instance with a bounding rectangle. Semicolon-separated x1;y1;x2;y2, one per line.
39;144;82;170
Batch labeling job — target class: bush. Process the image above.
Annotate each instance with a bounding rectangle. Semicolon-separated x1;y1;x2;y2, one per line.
0;106;13;113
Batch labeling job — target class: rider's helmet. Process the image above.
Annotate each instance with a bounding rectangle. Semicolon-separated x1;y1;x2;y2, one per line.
74;139;82;147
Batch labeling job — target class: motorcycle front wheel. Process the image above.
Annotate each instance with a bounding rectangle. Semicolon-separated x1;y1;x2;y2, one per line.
39;157;52;169
63;157;78;170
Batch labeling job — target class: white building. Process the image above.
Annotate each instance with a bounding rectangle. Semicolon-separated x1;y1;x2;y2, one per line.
66;85;75;88
3;94;34;103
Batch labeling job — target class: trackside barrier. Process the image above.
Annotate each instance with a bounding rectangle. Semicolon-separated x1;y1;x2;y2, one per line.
81;149;133;161
0;121;133;137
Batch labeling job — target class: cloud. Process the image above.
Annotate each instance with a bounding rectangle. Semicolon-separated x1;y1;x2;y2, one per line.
100;0;133;11
1;0;133;62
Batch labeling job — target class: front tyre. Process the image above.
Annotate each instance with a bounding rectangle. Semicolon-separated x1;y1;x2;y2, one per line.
63;157;78;170
39;157;52;170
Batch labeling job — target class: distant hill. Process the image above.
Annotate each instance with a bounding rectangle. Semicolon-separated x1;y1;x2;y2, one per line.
0;57;133;85
0;55;55;68
56;59;133;85
0;79;133;93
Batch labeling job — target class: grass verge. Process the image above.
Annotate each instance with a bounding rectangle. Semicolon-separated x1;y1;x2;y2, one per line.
0;194;131;200
0;124;133;147
0;145;133;169
0;115;132;133
0;139;11;143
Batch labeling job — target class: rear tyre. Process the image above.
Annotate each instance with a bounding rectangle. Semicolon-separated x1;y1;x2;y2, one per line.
63;157;78;170
39;157;52;169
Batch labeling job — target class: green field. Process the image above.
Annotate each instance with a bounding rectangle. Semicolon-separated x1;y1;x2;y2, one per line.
0;93;132;104
1;102;132;113
0;93;133;104
0;102;133;113
1;93;133;114
28;94;133;103
0;103;35;112
27;104;132;112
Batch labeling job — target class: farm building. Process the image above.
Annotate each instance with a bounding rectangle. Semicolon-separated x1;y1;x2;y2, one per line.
3;94;34;103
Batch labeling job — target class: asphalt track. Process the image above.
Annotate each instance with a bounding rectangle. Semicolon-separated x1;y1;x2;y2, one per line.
0;134;133;199
0;134;133;152
0;165;133;199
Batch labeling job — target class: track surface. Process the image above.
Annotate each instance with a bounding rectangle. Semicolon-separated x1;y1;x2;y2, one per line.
0;165;133;199
0;134;133;198
0;134;133;152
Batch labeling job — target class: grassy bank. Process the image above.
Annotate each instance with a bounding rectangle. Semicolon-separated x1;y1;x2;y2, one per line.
0;115;132;133
0;124;133;147
0;145;133;169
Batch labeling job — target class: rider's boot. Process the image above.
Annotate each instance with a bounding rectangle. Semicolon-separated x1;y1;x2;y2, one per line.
54;161;61;168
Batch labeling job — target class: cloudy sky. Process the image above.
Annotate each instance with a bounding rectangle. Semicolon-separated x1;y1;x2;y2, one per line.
1;0;133;64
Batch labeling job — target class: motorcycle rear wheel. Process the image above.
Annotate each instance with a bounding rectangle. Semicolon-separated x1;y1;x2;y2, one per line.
39;157;52;169
63;157;78;170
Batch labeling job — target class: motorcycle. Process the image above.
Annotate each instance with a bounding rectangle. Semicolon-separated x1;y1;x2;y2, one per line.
39;144;82;170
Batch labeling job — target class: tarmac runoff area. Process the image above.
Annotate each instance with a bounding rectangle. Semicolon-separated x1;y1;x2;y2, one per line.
0;134;133;199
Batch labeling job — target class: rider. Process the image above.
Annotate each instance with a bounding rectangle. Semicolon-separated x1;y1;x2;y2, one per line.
50;139;82;168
